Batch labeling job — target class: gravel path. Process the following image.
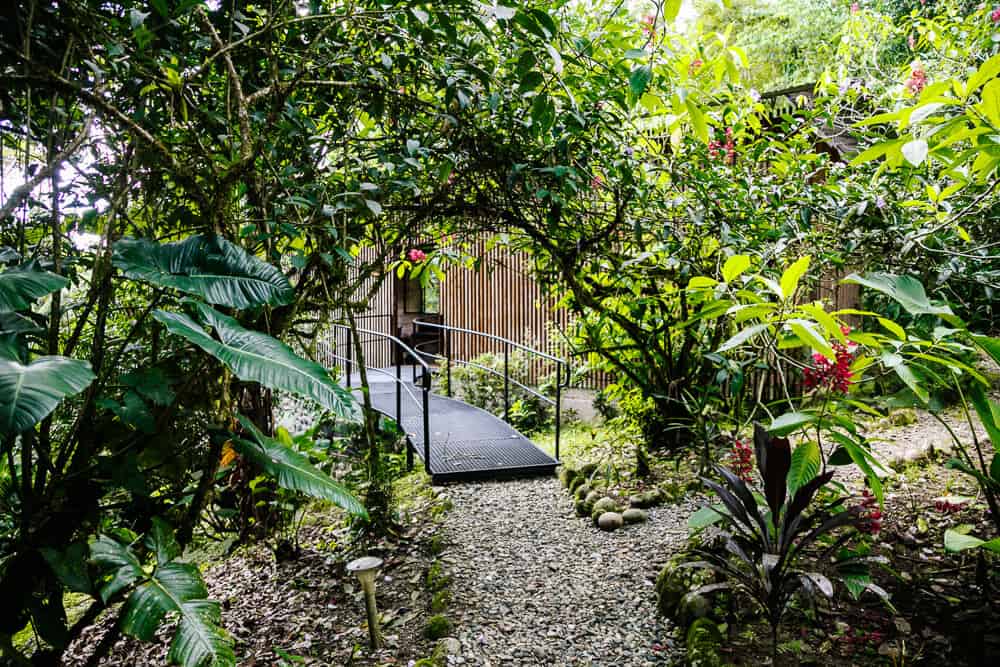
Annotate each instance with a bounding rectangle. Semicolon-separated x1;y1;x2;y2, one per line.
438;477;695;666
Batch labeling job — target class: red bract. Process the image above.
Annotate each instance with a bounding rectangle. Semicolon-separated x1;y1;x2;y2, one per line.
854;489;882;534
708;127;736;164
993;7;1000;23
407;248;426;262
727;438;754;483
803;342;856;394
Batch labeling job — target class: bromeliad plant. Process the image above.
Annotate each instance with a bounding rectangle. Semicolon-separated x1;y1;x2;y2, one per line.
689;424;866;661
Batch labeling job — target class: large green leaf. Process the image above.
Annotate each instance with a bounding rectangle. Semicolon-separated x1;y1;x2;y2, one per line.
0;266;68;313
113;234;294;309
843;273;954;318
153;304;357;419
769;411;815;436
92;520;235;667
0;356;96;434
969;386;1000;450
233;415;367;518
944;526;1000;553
786;441;820;496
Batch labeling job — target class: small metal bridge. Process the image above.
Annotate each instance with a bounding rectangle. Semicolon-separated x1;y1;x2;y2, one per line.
325;321;566;483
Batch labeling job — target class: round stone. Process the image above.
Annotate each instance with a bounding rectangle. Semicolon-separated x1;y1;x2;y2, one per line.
596;512;624;531
622;508;648;524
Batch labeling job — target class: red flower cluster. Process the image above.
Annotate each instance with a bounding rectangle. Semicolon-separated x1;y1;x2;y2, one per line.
591;174;604;189
407;248;426;262
708;127;736;164
803;328;857;394
850;2;860;14
934;498;966;513
855;488;882;535
905;63;927;95
688;58;703;76
728;438;754;483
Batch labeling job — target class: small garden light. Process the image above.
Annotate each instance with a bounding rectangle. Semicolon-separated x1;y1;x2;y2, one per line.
347;556;384;650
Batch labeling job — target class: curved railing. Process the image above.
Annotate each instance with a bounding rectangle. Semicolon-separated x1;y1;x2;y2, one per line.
323;323;432;473
413;319;570;460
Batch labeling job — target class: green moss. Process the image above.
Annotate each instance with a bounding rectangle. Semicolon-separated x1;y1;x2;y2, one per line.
426;561;451;592
424;614;453;640
574;483;592;500
431;589;452;613
428;533;445;556
889;408;918;426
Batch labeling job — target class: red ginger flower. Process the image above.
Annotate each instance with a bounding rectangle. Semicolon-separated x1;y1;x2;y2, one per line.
727;438;754;483
407;248;426;262
803;339;856;394
854;488;882;535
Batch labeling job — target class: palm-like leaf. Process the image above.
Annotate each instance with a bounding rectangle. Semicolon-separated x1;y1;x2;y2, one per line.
0;356;96;434
0;266;68;312
233;414;367;518
91;520;235;667
153;303;357;419
113;234;294;309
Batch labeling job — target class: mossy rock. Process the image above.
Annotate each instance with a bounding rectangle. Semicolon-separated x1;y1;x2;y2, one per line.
686;618;724;667
629;488;665;509
574;483;593;501
890;408;918;426
654;556;712;621
622;508;647;524
575;499;589;517
558;465;578;487
677;592;712;627
596;511;624;531
583;490;602;511
592;497;619;516
424;614;453;640
579;462;599;477
567;474;586;495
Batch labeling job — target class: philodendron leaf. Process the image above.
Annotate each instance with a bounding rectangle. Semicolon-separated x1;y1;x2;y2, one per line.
0;356;96;434
944;526;1000;553
92;521;235;667
233;414;367;518
113;234;294;309
0;266;68;313
769;411;815;436
153;304;358;420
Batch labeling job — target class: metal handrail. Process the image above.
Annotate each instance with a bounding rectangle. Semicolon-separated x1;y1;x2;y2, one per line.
327;323;432;473
413;318;569;461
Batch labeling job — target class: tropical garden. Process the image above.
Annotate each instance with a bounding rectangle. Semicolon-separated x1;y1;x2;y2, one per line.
0;0;998;664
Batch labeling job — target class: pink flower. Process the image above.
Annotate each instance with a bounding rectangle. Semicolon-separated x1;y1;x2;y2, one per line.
908;33;916;49
905;63;927;95
688;58;703;75
641;13;657;38
590;174;604;189
707;128;736;164
993;7;1000;22
850;2;860;13
407;248;426;262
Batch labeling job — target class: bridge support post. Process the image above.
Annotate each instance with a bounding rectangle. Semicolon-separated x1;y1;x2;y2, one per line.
555;364;561;462
503;342;510;422
422;376;431;475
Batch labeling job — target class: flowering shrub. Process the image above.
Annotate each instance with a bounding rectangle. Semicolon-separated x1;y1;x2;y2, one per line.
707;127;735;164
407;248;427;262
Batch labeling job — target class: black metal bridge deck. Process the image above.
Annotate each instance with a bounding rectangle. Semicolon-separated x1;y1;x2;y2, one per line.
348;372;558;483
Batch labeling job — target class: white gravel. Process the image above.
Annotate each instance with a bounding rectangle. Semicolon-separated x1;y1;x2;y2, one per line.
436;477;695;665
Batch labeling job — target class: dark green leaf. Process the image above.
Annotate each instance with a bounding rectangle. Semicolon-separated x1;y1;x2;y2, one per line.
0;356;95;434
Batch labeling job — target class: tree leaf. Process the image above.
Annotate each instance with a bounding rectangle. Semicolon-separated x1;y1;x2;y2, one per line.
901;138;928;166
788;319;836;361
769;411;815;436
629;65;652;96
233;415;367;517
153;305;358;419
0;356;96;434
779;255;810;301
843;273;954;317
113;234;293;309
0;266;68;313
721;255;751;283
717;322;770;353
